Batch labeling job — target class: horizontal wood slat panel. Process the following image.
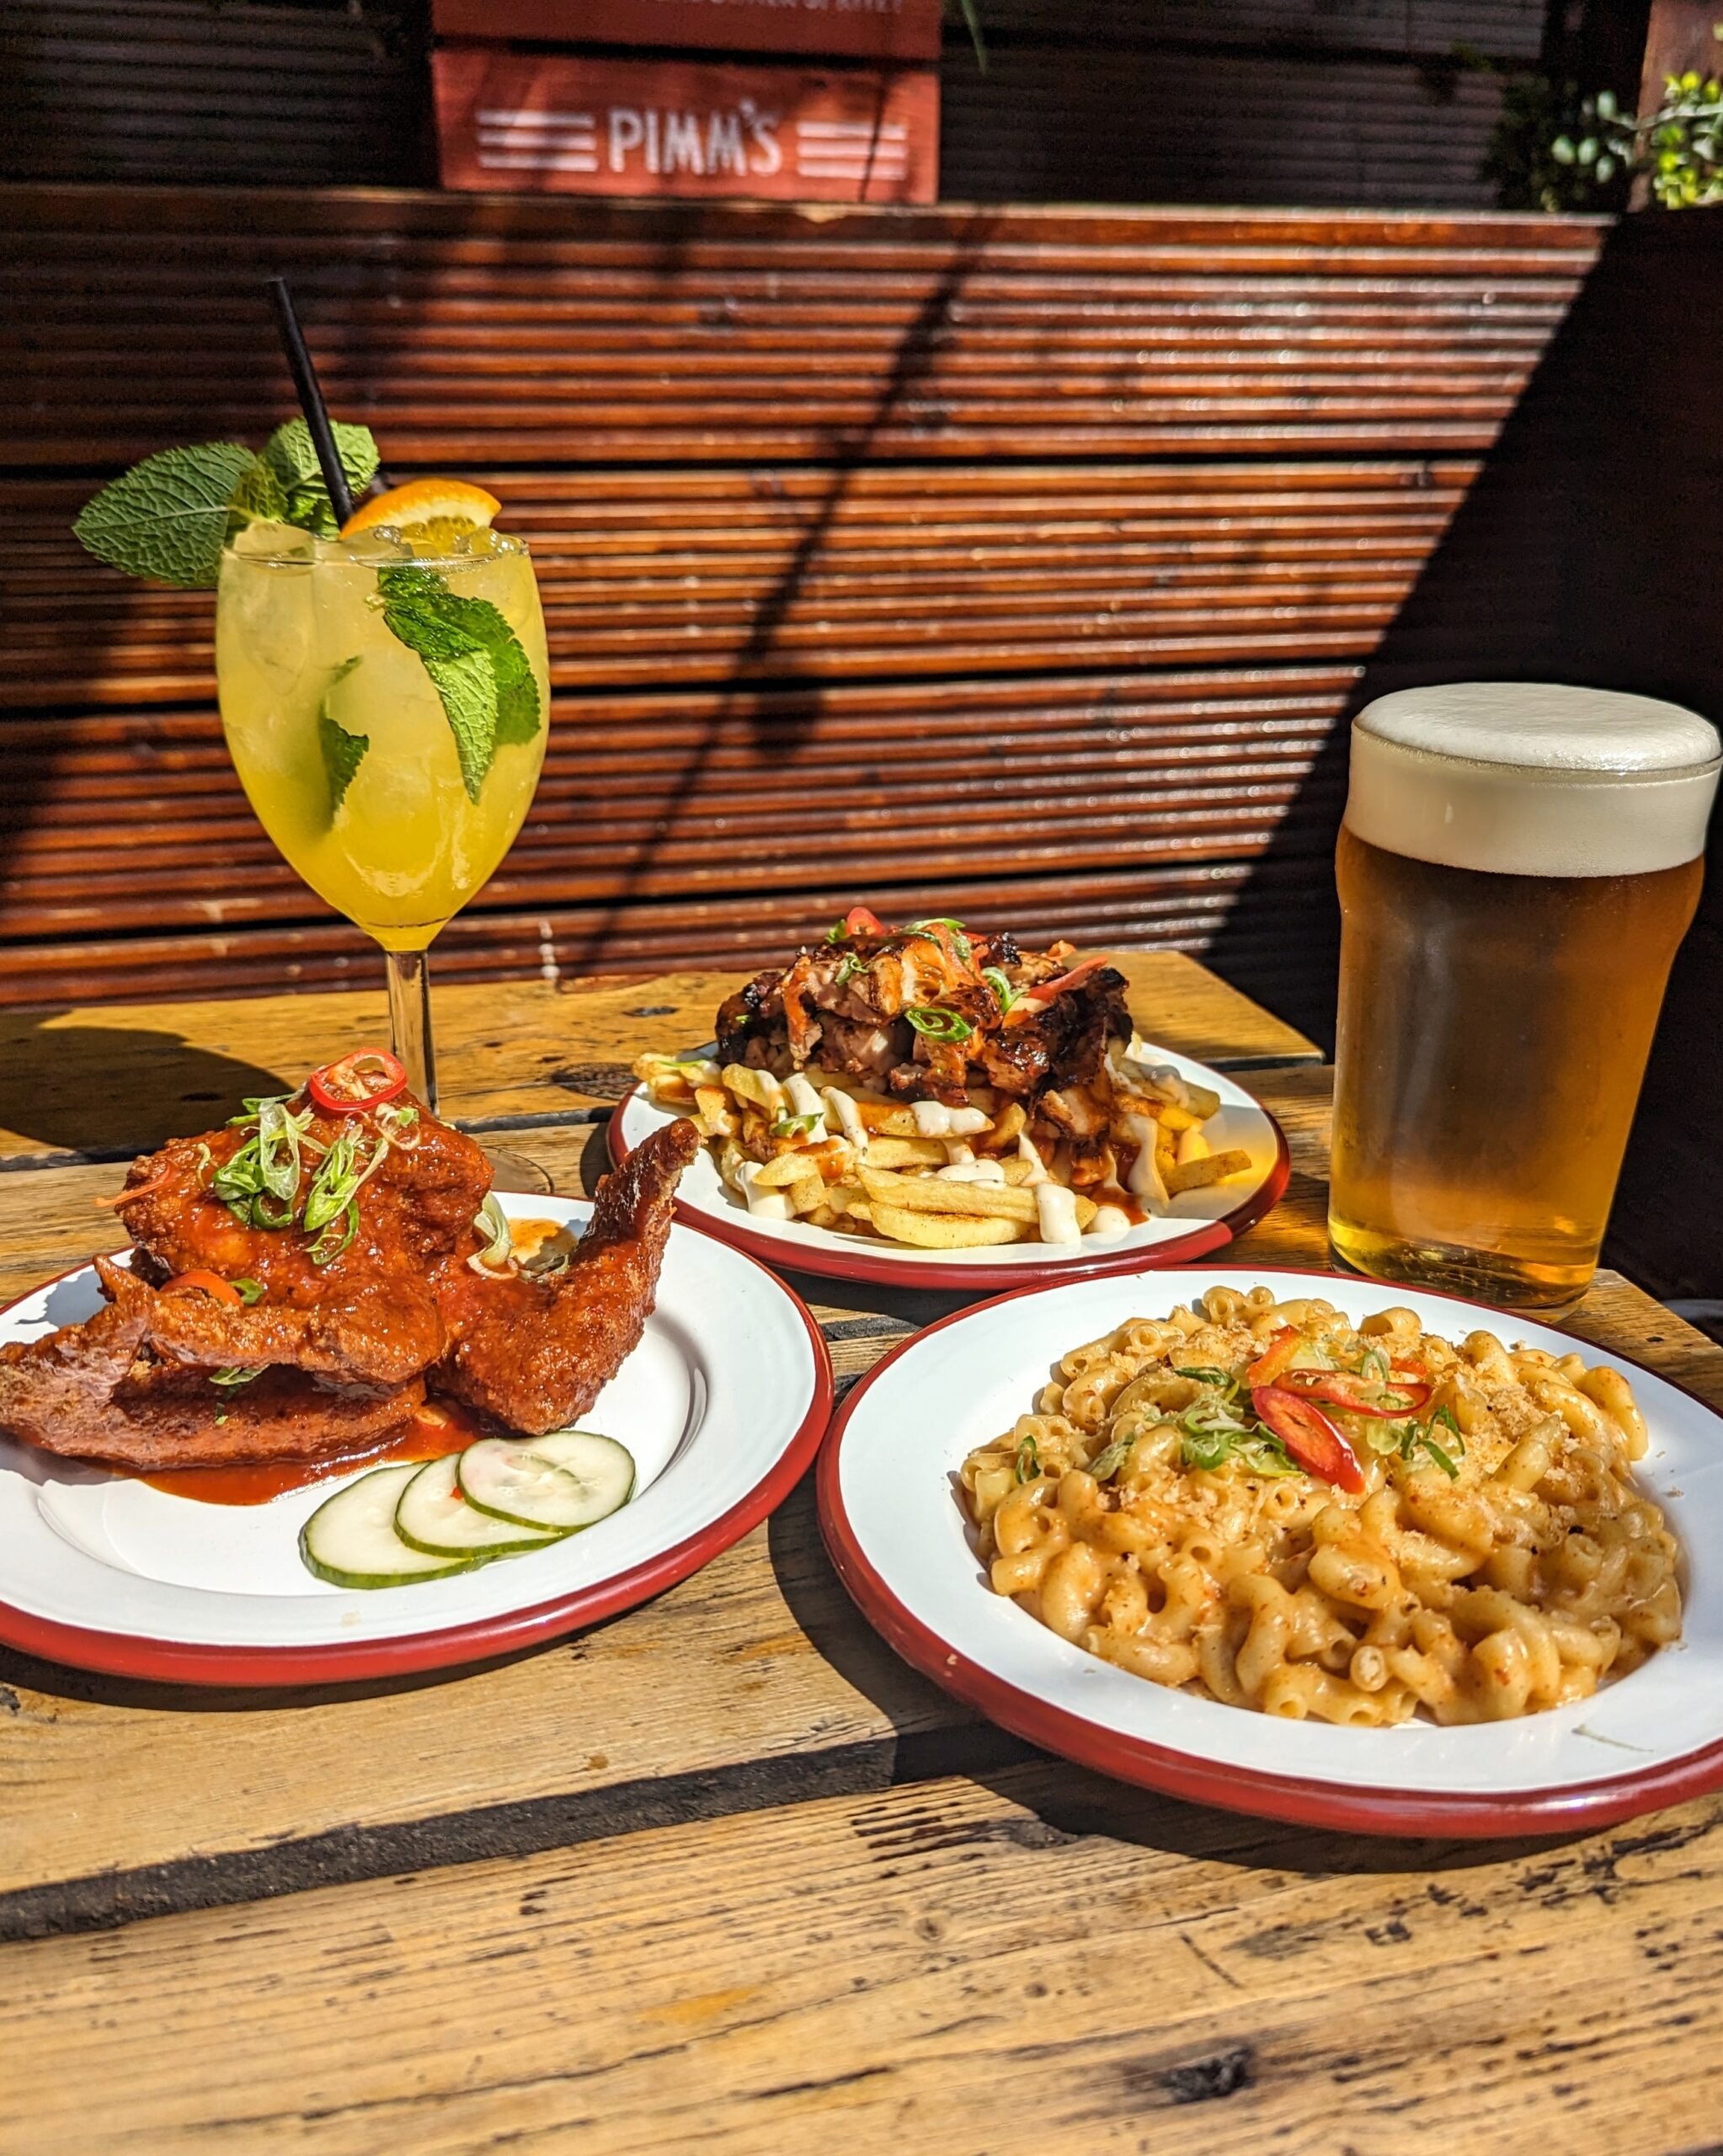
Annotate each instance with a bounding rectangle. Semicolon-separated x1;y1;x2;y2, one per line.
0;189;1603;466
964;0;1546;54
3;464;1479;704
0;857;1340;1011
0;187;1598;1013
940;44;1518;210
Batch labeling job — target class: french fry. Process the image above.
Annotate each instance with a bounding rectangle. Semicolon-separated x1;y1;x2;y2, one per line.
870;1201;1027;1251
1000;1156;1036;1187
859;1165;1096;1231
985;1102;1027;1150
1163;1148;1252;1194
694;1086;738;1139
863;1135;949;1169
785;1173;826;1217
749;1150;819;1188
1175;1125;1210;1167
823;1182;871;1216
862;1165;1038;1223
723;1063;784;1113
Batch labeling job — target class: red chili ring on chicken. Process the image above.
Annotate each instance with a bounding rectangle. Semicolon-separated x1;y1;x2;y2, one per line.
307;1049;409;1116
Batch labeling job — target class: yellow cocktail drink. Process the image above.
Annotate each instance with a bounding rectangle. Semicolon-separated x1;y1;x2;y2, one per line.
216;526;549;950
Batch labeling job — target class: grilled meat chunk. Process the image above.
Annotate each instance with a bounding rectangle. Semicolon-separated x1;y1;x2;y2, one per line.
711;925;1130;1107
0;1260;423;1470
435;1118;697;1436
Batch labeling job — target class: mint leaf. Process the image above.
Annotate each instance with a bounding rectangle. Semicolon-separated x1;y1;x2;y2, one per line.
228;455;289;525
317;657;367;816
418;587;540;746
262;419;379;537
423;652;497;800
377;567;498;800
73;443;256;588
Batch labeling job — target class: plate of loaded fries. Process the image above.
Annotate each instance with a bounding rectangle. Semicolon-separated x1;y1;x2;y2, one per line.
0;1051;831;1684
616;907;1290;1291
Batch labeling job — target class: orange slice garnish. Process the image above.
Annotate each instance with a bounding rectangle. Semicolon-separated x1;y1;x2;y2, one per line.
341;478;502;554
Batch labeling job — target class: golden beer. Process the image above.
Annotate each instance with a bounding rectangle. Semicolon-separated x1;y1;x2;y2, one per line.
1330;684;1719;1310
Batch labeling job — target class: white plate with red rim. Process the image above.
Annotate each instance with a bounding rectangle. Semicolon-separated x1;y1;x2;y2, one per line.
817;1265;1723;1838
611;1040;1290;1292
0;1193;832;1685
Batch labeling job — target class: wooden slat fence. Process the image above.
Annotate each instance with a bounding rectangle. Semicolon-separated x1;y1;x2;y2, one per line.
0;186;1604;1011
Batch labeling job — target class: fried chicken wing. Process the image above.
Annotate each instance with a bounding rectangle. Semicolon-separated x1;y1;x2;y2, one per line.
435;1118;698;1435
0;1065;697;1474
0;1261;423;1470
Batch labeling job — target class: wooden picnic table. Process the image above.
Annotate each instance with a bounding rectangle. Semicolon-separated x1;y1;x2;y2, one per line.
2;953;1720;2154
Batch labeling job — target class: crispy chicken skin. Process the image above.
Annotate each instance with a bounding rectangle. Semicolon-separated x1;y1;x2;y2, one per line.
0;1086;695;1472
0;1261;424;1470
435;1118;698;1435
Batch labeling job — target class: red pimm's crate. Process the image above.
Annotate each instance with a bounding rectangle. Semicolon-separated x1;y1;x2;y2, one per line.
433;45;938;203
429;0;942;63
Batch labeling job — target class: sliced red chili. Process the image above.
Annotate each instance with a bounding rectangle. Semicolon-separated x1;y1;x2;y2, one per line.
1252;1384;1366;1493
1281;1369;1432;1418
1003;954;1112;1024
842;905;888;937
1245;1325;1304;1386
307;1049;408;1116
159;1270;243;1305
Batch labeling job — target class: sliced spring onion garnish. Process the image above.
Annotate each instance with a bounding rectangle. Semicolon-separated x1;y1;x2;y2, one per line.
981;966;1017;1013
255;1098;311;1201
904;916;974;964
231;1278;264;1305
771;1111;823;1139
1014;1433;1039;1484
834;953;866;988
471;1194;513;1269
308;1199;360;1268
1173;1364;1240;1393
1358;1344;1392;1384
210;1366;263;1389
904;1006;974;1043
1088;1431;1135;1482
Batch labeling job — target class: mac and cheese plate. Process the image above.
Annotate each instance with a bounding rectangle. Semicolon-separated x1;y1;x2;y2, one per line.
817;1268;1721;1835
0;1193;830;1684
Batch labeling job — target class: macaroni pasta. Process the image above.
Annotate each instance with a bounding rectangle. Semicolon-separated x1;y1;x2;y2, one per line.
959;1284;1681;1725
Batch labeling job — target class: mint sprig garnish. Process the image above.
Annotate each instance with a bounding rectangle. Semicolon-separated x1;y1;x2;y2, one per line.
317;657;368;817
72;445;258;589
260;419;380;538
376;565;541;801
73;423;381;587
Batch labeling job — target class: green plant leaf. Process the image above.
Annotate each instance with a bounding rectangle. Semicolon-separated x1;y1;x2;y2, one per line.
263;419;380;536
227;454;290;525
375;564;538;793
318;656;368;815
422;650;497;801
72;443;257;587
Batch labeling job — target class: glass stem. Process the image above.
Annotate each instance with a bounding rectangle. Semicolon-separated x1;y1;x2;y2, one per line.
386;948;438;1113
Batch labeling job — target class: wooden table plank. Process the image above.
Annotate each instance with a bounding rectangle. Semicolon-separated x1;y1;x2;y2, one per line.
0;951;1320;1162
3;1068;1719;1939
2;1758;1720;2155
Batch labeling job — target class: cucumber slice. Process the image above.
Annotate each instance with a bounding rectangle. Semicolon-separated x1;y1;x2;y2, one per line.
457;1431;636;1532
394;1453;566;1559
300;1463;476;1590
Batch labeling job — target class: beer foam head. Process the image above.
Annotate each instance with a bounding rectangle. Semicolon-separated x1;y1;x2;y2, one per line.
1347;682;1720;878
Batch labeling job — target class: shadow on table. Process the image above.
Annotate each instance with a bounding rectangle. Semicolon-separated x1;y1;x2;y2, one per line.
0;1018;291;1157
766;1477;1597;1877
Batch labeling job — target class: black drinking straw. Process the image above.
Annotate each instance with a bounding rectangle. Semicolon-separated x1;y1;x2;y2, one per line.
266;275;355;528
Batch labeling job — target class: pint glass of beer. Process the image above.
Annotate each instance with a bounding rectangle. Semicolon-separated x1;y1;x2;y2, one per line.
1331;683;1720;1310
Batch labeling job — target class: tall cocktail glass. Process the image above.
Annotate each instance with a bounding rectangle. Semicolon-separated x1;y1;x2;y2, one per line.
215;526;550;1107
